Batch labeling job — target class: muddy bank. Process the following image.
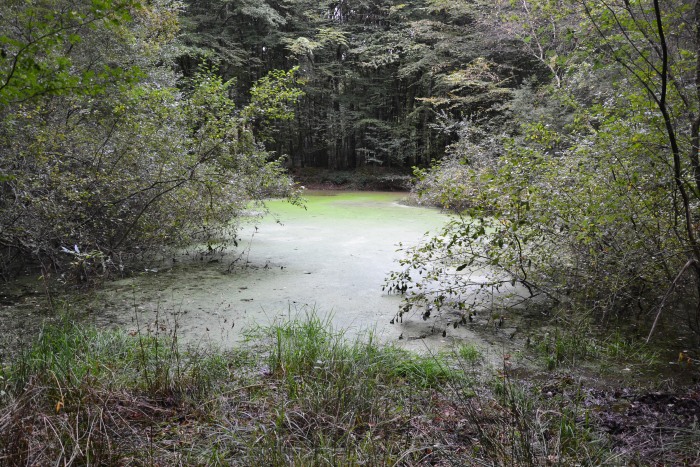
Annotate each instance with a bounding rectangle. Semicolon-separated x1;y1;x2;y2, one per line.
290;168;413;191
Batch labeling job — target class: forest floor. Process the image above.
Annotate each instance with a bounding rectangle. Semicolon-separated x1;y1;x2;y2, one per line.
0;309;698;466
290;167;413;191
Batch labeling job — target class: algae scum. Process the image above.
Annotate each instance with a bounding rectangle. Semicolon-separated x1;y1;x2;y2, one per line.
68;191;519;357
1;191;696;376
0;192;532;362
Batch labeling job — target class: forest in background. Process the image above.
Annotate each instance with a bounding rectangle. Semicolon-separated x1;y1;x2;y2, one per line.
178;0;543;169
2;0;700;343
3;1;700;465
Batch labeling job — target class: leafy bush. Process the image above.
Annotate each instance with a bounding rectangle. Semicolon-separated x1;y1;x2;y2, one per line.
390;2;700;340
0;1;303;282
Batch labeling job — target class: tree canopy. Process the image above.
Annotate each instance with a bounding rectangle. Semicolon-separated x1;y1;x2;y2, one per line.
388;0;700;340
2;0;699;340
176;0;540;169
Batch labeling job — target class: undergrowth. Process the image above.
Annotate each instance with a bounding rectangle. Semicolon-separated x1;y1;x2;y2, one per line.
529;326;660;372
0;311;696;466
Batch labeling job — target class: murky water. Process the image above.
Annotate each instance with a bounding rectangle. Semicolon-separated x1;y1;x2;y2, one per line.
0;192;525;362
92;191;523;356
4;191;689;376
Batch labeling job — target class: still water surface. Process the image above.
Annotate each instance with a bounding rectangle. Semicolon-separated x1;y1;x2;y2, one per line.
95;191;452;349
1;191;517;359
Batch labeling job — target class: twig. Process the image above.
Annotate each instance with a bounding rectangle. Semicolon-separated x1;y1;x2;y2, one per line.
647;259;698;342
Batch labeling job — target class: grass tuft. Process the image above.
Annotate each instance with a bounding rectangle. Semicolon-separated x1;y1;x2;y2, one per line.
0;316;232;465
0;310;695;466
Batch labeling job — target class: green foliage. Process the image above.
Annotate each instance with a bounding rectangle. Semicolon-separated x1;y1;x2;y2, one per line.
244;311;466;464
0;315;235;465
0;1;301;279
531;327;599;370
0;0;143;105
457;343;482;364
390;353;457;388
525;322;659;372
243;67;305;142
178;0;533;169
1;314;231;408
0;308;689;466
390;0;700;340
497;0;579;87
246;68;305;123
264;310;459;392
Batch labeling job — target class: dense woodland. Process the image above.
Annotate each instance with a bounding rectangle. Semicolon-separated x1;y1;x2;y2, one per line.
2;0;700;342
179;0;540;169
3;1;700;465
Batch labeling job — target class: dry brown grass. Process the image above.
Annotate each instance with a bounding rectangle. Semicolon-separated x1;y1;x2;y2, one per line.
1;314;698;466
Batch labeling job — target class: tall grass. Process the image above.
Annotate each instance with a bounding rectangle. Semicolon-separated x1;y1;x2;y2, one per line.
529;327;660;372
453;371;614;466
0;312;467;465
0;310;691;466
241;312;462;465
0;316;231;465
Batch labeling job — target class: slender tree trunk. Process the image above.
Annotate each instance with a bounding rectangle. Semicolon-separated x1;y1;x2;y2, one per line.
691;0;700;194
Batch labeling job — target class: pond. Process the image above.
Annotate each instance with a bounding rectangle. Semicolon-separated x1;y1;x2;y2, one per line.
1;191;523;361
94;191;444;346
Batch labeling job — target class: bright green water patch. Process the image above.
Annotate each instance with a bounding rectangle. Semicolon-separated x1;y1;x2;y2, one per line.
264;190;442;225
0;192;522;363
73;191;510;360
